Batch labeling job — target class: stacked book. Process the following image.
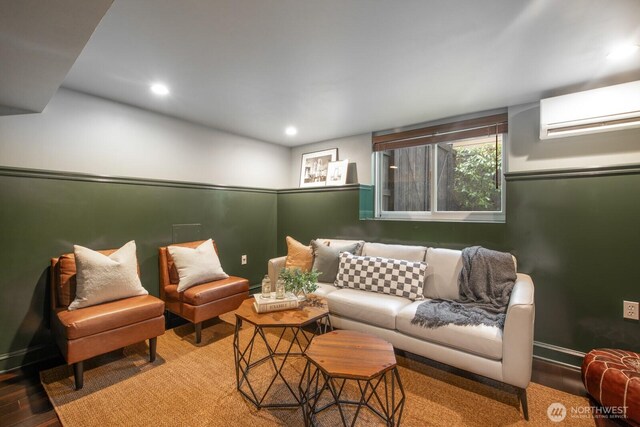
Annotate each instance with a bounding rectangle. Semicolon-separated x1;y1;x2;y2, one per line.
253;292;299;313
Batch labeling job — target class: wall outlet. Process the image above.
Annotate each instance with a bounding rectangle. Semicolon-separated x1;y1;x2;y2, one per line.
623;301;639;320
241;255;247;265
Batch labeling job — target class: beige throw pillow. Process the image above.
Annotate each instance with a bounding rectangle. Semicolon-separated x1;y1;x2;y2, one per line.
167;239;229;292
69;240;148;310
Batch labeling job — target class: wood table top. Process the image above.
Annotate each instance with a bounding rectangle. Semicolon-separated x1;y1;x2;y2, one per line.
305;330;397;379
234;295;329;327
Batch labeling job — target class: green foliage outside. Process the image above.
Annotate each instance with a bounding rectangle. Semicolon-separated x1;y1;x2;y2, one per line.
450;143;501;211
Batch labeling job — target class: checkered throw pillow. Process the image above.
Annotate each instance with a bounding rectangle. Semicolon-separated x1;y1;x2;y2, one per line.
334;252;426;300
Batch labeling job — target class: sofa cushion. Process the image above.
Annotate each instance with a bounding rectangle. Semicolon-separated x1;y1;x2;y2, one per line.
167;239;229;292
56;295;164;340
312;240;361;283
316;238;365;255
361;242;427;262
312;282;338;297
335;253;426;300
326;288;412;330
424;248;518;300
284;236;314;271
165;276;249;306
396;300;503;360
69;241;148;310
423;248;463;300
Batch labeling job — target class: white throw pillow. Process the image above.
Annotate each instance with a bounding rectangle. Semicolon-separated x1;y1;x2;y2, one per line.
69;240;148;310
168;239;229;292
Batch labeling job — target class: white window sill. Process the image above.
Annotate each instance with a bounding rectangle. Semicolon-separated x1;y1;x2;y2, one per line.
375;211;505;224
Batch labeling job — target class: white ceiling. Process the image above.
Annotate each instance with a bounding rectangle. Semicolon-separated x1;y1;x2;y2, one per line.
62;0;640;146
0;0;112;115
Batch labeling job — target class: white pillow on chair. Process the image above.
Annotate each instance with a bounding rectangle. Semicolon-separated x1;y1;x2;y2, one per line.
168;239;229;292
69;240;148;310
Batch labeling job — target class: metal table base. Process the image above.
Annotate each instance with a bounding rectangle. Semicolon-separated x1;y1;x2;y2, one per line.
234;315;332;409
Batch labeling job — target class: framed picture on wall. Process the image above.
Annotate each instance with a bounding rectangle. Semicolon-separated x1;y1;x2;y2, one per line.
299;148;338;187
326;159;349;186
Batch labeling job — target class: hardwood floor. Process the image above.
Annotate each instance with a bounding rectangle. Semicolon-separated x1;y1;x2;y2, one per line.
0;359;62;427
531;357;586;396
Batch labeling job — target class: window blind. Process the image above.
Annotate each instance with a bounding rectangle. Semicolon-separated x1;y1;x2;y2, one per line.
372;113;508;152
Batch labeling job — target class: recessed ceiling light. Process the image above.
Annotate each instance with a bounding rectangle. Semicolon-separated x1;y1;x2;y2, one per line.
607;44;639;60
285;126;298;136
150;83;170;96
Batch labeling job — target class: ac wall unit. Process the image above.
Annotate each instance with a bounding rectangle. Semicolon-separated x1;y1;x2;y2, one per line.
539;80;640;140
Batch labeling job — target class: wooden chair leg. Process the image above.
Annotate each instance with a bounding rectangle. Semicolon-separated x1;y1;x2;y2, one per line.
517;387;529;421
195;322;202;344
149;337;157;362
73;361;84;390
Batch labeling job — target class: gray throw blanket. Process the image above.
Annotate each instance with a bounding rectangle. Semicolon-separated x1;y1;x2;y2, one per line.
411;246;516;329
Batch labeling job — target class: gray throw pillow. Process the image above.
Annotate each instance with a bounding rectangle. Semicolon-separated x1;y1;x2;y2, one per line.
312;241;361;283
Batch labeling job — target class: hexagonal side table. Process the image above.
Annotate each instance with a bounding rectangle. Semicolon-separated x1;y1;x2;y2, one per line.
233;296;332;409
299;330;405;426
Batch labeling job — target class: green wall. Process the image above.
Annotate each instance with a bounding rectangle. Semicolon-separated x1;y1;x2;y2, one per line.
0;168;277;371
277;170;640;364
2;165;638;372
506;169;639;363
278;186;508;252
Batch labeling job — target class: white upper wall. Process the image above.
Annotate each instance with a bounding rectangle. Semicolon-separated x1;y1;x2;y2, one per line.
0;88;291;189
289;101;640;187
508;102;640;172
3;87;640;191
289;133;372;187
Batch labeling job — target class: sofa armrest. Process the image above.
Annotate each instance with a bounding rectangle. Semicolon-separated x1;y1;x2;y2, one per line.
502;273;535;389
268;256;286;287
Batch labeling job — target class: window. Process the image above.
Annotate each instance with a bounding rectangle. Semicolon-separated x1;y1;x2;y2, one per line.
373;113;507;222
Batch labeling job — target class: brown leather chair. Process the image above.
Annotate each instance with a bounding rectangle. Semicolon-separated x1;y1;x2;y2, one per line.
50;249;165;390
158;240;249;344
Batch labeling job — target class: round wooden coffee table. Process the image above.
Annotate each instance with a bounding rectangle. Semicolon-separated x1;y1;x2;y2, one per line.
299;330;405;426
233;296;331;409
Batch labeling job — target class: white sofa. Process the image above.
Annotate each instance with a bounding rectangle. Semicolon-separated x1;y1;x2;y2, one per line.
268;239;535;419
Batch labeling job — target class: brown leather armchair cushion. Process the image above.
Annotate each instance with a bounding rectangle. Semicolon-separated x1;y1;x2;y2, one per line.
165;276;248;306
55;295;165;340
158;240;249;343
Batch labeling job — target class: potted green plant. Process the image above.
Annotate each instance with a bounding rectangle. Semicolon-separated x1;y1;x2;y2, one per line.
278;268;320;300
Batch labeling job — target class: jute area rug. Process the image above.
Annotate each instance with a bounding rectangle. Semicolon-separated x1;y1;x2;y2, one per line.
41;315;594;426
